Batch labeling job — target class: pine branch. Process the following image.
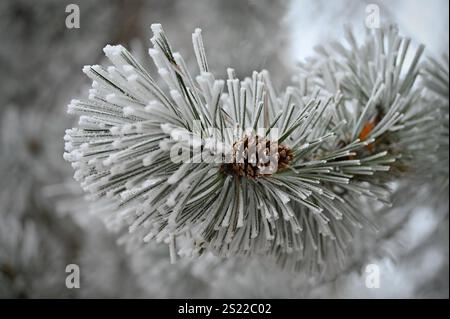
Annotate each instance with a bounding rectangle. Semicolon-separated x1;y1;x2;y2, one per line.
63;23;440;273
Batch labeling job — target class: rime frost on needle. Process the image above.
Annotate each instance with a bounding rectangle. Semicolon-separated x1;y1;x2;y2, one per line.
295;25;449;279
297;25;435;176
64;24;418;272
422;55;449;194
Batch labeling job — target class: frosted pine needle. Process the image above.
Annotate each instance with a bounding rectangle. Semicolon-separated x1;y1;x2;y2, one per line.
297;24;440;179
421;54;449;192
